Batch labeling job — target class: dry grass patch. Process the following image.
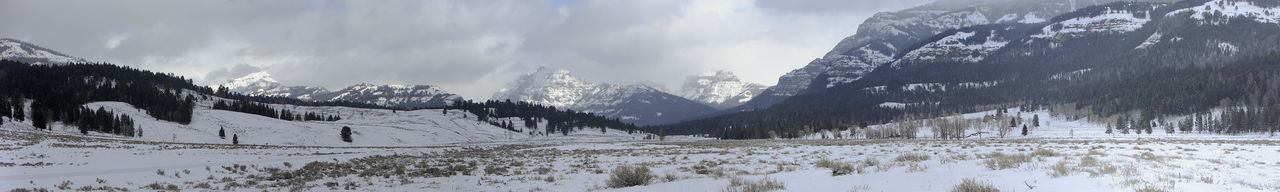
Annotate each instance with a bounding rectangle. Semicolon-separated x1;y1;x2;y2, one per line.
982;152;1033;170
951;178;999;192
814;158;861;176
1049;161;1072;178
723;177;785;192
894;153;931;162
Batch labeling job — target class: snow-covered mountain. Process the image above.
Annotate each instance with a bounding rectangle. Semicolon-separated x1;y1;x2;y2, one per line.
320;83;461;109
220;71;330;99
219;71;462;109
0;38;87;65
493;67;717;126
679;71;766;109
737;0;1177;111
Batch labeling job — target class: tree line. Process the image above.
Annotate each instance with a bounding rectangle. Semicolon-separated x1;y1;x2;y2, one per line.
212;100;340;121
445;100;642;136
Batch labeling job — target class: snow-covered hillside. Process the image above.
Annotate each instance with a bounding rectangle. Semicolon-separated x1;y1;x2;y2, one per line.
891;29;1013;69
679;71;766;109
0;38;87;65
493;67;717;125
1032;8;1154;40
1167;0;1280;25
739;0;1148;111
0;98;652;147
219;71;462;109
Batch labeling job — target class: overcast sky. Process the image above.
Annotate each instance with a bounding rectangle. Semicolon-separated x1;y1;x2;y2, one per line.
0;0;932;99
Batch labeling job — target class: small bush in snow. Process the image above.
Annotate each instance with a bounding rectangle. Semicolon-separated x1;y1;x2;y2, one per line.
1031;148;1058;157
1049;161;1072;178
723;177;785;192
814;158;861;176
982;152;1032;170
607;164;654;188
662;172;679;182
894;153;931;162
950;178;999;192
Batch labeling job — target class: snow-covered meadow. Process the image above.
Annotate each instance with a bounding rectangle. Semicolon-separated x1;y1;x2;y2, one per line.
3;106;1280;191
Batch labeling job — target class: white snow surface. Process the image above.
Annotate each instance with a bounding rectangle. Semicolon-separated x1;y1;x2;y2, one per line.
1033;9;1152;39
1;99;653;147
1167;0;1280;25
0;38;88;65
1135;32;1164;49
893;30;1010;68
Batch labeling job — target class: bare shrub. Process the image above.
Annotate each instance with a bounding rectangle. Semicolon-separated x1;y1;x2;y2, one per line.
951;178;1000;192
895;153;931;162
1049;161;1072;177
723;177;785;192
1134;185;1170;192
982;152;1032;170
814;158;860;176
607;164;654;188
1031;148;1058;157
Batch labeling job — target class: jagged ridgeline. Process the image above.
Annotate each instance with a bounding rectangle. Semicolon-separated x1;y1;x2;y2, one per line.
657;0;1280;139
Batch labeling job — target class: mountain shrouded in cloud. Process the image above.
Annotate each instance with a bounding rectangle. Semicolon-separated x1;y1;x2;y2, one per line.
0;0;932;99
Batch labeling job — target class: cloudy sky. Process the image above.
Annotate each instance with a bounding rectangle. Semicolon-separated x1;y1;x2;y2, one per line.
0;0;932;98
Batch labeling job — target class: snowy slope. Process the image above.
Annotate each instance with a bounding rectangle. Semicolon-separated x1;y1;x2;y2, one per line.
0;38;87;65
493;67;717;125
890;29;1014;69
219;71;461;109
1166;0;1280;25
738;0;1148;112
1032;8;1154;40
679;71;766;109
0;98;649;147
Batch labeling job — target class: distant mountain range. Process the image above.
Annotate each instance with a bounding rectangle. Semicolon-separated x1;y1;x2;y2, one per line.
0;38;87;65
219;71;462;109
492;67;718;126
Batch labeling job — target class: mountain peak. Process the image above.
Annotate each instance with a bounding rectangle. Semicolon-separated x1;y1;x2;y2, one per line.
0;38;88;65
220;71;280;90
681;71;767;109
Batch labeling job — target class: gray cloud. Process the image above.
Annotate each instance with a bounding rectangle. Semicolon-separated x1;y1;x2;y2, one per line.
0;0;931;99
202;64;264;85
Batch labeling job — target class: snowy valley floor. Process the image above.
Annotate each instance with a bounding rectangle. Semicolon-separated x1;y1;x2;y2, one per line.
4;128;1280;192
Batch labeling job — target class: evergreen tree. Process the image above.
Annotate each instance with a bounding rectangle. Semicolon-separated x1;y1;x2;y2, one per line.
30;102;46;129
1119;116;1131;134
79;121;88;134
1106;123;1114;134
1021;125;1028;136
232;134;239;145
341;126;353;142
0;99;9;118
219;127;226;139
12;103;22;122
1032;115;1040;127
11;98;24;122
